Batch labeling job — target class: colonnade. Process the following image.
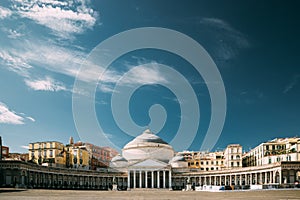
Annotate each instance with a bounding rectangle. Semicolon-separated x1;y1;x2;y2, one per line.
172;168;300;190
127;170;171;189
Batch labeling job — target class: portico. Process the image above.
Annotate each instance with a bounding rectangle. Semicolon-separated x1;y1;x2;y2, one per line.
127;159;172;189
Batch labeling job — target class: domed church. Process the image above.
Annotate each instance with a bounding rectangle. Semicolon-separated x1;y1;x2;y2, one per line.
110;129;187;189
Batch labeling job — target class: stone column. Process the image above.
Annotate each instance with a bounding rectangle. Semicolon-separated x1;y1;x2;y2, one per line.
163;170;166;188
279;170;282;184
235;175;237;185
255;173;258;184
145;171;148;188
169;171;172;189
229;175;232;185
139;171;142;188
157;171;160;188
151;171;154;188
127;171;130;189
270;171;273;184
133;170;136;188
259;172;262;185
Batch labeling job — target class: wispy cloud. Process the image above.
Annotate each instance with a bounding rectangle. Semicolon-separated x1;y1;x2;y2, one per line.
0;6;12;19
21;145;29;149
26;116;36;122
238;90;265;104
25;76;67;92
0;50;32;77
199;17;250;61
283;74;300;94
96;61;169;93
7;29;24;39
0;102;34;125
121;64;168;85
11;0;98;38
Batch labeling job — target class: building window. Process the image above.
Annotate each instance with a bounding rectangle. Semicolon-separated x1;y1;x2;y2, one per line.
269;158;272;164
44;150;47;157
196;162;199;166
216;161;218;165
201;161;203;165
236;155;240;159
237;162;240;166
206;161;209;165
49;150;53;157
231;155;234;160
50;142;53;148
276;157;280;162
211;167;214;170
206;168;209;171
231;162;234;167
31;151;34;157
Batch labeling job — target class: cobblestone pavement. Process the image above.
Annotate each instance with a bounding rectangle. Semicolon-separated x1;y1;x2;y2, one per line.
0;189;300;200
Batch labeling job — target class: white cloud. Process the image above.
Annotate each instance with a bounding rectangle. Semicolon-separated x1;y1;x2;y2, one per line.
26;116;35;122
0;6;12;19
21;145;29;149
96;62;169;93
0;102;25;124
0;50;32;77
121;64;168;85
98;84;116;93
199;18;250;60
12;0;98;38
283;75;300;94
25;76;67;91
7;29;24;39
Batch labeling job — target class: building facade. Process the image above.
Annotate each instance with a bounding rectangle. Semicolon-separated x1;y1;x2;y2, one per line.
179;151;225;171
242;137;300;167
224;144;243;168
29;141;66;167
1;132;300;190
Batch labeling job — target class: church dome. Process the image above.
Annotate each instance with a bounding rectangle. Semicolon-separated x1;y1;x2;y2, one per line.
169;155;188;168
110;154;128;168
169;155;185;163
124;129;168;148
122;129;174;163
111;154;127;162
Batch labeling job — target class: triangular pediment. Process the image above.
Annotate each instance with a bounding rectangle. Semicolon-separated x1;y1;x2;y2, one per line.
129;159;168;168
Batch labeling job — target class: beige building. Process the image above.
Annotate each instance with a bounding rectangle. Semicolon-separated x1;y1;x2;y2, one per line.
177;144;243;171
179;151;225;171
67;146;90;170
28;141;66;167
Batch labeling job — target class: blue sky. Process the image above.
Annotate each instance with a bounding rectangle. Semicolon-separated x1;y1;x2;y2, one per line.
0;0;299;153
